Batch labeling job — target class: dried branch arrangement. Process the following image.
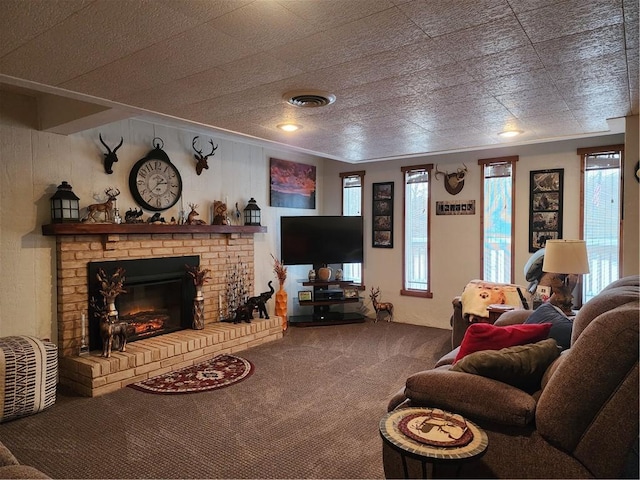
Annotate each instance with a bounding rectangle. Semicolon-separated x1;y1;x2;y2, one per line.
271;254;287;285
185;264;211;286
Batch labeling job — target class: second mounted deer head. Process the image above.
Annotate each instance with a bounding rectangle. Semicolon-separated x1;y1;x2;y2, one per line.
434;163;468;195
192;136;218;175
99;134;123;175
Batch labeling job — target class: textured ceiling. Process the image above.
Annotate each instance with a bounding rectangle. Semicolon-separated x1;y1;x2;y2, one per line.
0;0;637;163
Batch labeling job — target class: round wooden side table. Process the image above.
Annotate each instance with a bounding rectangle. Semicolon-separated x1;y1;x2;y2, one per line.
380;407;488;479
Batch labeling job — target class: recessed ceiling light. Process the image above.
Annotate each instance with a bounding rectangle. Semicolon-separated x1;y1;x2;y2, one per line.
277;123;302;132
498;130;523;138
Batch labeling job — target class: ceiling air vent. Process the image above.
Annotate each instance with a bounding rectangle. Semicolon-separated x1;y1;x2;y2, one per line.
283;90;336;108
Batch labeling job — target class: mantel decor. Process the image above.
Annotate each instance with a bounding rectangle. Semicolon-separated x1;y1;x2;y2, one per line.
42;223;267;236
372;182;393;248
529;169;563;252
50;181;80;223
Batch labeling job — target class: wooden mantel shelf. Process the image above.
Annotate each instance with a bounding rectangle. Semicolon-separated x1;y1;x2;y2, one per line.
42;223;267;236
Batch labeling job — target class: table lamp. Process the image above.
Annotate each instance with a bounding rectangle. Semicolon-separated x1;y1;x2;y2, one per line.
542;239;590;314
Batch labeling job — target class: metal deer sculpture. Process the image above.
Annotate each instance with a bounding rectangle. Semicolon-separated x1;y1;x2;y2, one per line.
192;136;218;175
85;188;121;222
434;164;468;195
370;287;393;322
99;134;123;174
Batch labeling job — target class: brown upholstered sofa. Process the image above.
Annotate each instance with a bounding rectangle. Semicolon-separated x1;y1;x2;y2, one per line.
0;440;49;478
384;275;639;479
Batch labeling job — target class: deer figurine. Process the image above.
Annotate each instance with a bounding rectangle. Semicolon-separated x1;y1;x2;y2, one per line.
434;164;468;195
99;134;123;174
192;136;218;175
186;203;206;225
370;287;393;322
85;188;120;222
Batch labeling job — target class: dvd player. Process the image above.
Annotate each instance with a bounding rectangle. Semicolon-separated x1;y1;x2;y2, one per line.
314;289;345;301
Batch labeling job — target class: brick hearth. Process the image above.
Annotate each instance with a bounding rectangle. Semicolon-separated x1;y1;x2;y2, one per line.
46;226;282;396
60;317;281;397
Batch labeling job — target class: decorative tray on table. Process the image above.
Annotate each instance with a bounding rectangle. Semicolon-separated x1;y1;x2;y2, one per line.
398;409;474;447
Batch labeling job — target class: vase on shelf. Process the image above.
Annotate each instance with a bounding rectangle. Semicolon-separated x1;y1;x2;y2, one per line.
318;266;332;282
275;283;288;331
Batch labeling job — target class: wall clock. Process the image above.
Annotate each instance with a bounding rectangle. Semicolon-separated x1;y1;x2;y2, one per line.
129;138;182;211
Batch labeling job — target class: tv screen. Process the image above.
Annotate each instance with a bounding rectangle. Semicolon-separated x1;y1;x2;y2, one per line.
280;216;363;266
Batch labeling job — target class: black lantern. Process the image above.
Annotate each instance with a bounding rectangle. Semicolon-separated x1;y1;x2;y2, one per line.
50;181;80;223
243;197;261;226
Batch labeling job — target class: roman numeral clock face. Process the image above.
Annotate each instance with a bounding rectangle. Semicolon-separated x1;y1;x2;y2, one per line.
129;149;182;212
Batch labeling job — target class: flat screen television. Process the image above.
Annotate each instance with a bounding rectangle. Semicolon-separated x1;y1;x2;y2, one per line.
280;216;363;267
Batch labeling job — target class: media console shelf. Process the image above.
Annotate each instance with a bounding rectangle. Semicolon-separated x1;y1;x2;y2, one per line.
289;280;366;327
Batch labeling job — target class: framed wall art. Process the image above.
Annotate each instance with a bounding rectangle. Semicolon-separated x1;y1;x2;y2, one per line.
529;169;563;252
372;182;393;248
270;158;316;209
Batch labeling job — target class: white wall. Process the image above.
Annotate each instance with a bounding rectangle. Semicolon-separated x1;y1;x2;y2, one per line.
323;132;631;329
1;88;636;340
0;91;324;340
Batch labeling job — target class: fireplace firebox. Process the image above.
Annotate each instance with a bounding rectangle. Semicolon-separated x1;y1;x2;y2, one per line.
88;256;198;350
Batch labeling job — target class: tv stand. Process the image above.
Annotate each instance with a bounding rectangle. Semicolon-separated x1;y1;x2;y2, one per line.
289;280;365;327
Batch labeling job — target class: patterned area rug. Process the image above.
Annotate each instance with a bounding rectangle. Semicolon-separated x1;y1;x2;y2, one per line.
128;354;253;394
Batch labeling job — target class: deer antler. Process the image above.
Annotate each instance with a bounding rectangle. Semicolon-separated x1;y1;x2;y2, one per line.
105;187;120;199
434;164;447;181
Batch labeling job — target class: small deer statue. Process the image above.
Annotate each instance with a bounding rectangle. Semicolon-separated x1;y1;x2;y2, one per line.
370;287;393;322
186;203;207;225
192;136;218;175
99;134;123;174
85;187;120;222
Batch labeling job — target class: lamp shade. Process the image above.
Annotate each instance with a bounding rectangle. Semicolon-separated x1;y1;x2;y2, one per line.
542;240;590;274
50;181;80;223
243;198;261;226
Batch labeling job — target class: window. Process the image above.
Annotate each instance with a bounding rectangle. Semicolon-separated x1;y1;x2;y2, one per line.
479;156;517;283
401;164;432;297
578;145;624;303
340;171;364;284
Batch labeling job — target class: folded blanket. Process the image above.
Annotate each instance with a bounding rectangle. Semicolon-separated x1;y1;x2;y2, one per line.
461;280;530;322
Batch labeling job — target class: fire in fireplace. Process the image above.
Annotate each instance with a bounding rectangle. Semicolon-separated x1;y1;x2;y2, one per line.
88;256;198;350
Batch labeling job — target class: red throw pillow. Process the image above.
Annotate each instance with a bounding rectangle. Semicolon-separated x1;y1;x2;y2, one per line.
454;322;552;363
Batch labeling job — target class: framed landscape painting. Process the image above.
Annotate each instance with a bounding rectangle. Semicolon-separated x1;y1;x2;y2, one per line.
270;158;316;209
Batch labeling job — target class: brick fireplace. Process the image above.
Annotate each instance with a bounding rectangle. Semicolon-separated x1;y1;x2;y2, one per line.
43;224;282;397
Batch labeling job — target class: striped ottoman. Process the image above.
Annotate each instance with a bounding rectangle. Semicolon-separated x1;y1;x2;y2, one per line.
0;336;57;423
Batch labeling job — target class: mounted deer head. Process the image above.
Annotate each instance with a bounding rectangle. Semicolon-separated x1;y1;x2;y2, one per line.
192;136;218;175
434;163;468;195
99;134;123;175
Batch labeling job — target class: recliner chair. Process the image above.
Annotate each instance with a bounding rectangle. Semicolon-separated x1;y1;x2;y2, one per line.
384;276;639;479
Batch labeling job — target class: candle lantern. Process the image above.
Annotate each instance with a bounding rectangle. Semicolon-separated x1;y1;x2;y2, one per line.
243;197;261;226
50;181;80;223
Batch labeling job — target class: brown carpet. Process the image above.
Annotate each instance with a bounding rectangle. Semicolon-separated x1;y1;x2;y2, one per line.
0;320;451;479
